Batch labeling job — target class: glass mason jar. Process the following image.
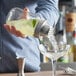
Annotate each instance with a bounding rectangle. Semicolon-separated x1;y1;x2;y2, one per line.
6;7;50;37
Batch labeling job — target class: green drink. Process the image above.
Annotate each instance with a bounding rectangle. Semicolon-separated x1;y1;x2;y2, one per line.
6;7;50;37
6;19;39;36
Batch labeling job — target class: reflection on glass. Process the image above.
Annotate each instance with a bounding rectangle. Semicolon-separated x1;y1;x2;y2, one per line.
39;38;70;76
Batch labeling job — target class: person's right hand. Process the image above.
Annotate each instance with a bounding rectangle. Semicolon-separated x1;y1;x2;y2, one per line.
20;7;30;19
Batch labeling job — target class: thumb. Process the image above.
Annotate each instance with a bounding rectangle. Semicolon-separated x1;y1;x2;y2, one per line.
21;7;30;19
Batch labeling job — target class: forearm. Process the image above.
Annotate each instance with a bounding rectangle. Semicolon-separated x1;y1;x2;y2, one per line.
36;0;59;27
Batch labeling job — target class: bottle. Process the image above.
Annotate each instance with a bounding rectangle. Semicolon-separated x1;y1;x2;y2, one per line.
71;24;76;62
68;45;74;62
57;30;69;63
72;24;76;44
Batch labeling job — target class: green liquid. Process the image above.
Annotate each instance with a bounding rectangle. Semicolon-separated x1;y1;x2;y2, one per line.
6;19;39;36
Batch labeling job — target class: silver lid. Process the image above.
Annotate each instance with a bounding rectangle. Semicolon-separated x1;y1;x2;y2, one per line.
34;20;50;35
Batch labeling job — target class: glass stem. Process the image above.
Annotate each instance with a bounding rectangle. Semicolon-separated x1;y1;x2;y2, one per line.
51;59;57;76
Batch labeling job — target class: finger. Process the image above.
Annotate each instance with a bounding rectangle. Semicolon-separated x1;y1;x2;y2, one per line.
4;24;11;32
16;30;25;38
11;26;17;35
11;26;25;38
23;7;29;14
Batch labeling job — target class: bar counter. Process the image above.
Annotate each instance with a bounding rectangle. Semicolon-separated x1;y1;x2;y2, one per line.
0;71;70;76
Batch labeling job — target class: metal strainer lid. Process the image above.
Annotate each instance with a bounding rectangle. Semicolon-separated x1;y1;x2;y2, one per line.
35;20;50;35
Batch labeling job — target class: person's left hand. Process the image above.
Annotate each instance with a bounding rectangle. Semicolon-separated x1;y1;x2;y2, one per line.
4;24;25;37
4;7;29;38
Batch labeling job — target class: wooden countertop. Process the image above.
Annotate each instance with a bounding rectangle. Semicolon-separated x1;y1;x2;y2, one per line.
0;71;71;76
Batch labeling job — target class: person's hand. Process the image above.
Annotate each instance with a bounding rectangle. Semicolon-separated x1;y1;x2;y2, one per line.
20;7;29;19
4;7;29;38
4;24;25;38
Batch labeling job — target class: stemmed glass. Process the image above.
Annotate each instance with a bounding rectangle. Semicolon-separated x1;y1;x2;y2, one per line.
39;37;70;76
16;57;25;76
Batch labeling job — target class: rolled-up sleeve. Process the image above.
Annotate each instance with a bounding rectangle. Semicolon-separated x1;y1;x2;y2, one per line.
36;0;59;27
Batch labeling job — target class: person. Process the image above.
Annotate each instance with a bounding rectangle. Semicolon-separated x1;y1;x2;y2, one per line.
0;0;59;73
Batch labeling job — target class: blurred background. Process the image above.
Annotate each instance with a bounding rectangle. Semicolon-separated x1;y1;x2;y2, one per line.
41;0;76;63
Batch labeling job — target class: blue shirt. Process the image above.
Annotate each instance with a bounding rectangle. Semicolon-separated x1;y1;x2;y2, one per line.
0;0;59;72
